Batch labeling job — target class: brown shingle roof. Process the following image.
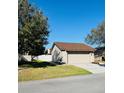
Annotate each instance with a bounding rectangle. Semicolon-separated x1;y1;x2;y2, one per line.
53;42;95;52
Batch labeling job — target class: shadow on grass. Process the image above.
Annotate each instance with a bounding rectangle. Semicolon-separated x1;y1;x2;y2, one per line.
18;61;64;69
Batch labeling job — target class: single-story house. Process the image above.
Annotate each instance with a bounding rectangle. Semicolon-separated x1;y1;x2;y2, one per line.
51;42;96;64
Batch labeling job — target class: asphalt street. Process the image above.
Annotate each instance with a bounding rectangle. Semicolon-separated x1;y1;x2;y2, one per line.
19;73;104;93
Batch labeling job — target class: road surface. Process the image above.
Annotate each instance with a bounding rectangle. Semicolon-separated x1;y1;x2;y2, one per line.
19;73;105;93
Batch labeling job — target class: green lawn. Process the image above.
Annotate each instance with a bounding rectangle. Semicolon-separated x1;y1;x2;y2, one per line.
18;65;91;81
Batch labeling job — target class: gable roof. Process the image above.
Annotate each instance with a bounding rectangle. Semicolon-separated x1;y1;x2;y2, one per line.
52;42;95;52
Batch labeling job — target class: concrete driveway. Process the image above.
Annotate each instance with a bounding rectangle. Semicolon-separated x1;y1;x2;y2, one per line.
19;73;104;93
71;63;105;73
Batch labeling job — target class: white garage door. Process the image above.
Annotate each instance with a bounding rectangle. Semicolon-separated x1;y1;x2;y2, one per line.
68;53;90;64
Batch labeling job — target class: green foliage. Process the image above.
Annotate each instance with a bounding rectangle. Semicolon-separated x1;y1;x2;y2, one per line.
85;21;105;47
18;0;49;56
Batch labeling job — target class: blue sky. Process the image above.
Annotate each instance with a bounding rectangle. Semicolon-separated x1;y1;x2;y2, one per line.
30;0;105;48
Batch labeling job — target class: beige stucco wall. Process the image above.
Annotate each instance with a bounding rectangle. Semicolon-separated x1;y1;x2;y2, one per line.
51;45;68;63
61;51;68;63
89;53;94;62
51;45;61;62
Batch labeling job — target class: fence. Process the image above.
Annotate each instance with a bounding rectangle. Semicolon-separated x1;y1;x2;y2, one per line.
34;55;52;61
21;55;52;62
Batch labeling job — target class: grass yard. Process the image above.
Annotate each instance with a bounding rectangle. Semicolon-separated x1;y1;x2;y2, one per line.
19;65;91;81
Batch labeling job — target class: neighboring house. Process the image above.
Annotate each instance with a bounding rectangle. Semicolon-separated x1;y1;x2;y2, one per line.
51;42;95;64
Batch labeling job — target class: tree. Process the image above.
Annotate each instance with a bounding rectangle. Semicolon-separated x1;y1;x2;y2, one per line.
18;0;49;60
85;21;105;47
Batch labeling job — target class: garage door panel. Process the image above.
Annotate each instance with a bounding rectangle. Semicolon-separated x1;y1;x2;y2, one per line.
68;54;90;64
